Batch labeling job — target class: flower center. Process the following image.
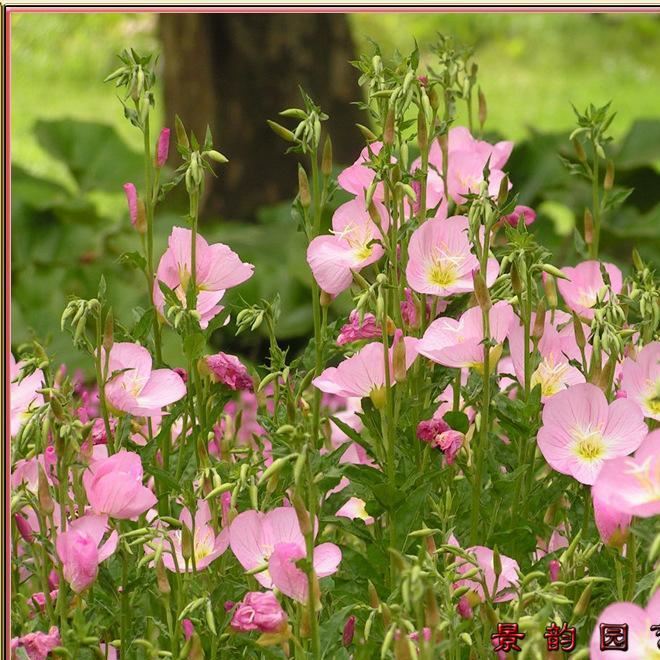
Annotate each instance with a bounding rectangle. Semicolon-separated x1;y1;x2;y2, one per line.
573;429;605;462
427;261;457;288
353;243;373;261
531;358;570;397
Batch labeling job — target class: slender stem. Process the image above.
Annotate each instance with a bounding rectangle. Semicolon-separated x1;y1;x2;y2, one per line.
95;316;114;453
625;533;636;601
121;543;130;658
590;152;600;259
452;369;461;412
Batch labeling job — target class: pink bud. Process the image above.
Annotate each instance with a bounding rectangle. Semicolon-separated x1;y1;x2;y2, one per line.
156;128;171;168
503;205;536;227
548;559;561;583
14;514;33;543
615;389;627;399
182;619;194;640
174;367;188;383
457;595;473;619
343;615;356;647
123;183;138;226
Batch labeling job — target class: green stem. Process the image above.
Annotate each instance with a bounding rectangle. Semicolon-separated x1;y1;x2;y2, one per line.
625;533;636;600
590;152;600;259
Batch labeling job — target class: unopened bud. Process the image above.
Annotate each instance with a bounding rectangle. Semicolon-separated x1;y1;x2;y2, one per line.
584;208;594;246
394;633;413;660
548;559;561;582
267;120;296;143
343;615;356;647
472;270;491;312
511;261;523;296
572;313;586;350
292;493;313;537
37;466;54;516
544;275;558;309
322;136;333;176
573;583;592;617
368;199;382;227
181;524;193;563
632;248;644;272
155;127;170;168
298;165;311;208
356;123;378;142
417;109;428;152
14;513;33;543
320;290;333;308
604;159;614;190
156;557;170;595
175;115;189;150
392;330;407;383
497;175;509;206
532;300;546;342
478;88;487;128
572;137;587;163
493;547;502;579
368;581;380;609
383;108;395;146
103;310;114;353
205;149;229;164
425;587;439;627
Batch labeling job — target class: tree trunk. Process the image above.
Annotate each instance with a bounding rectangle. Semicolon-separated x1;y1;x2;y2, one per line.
159;13;363;219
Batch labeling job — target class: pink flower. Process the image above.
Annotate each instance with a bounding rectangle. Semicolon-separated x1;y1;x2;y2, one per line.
537;383;647;485
457;596;473;619
593;491;631;548
204;352;253;391
557;260;623;320
336;497;374;525
312;336;419;405
434;430;464;464
589;591;660;659
123;182;138;226
337;310;382;345
400;288;445;329
508;310;584;401
10;354;45;437
548;560;561;583
230;591;288;633
160;500;228;572
592;429;660;518
417;417;450;443
417;301;514;369
154;227;254;329
228;507;341;600
55;514;118;592
406;216;499;297
104;342;186;417
454;546;519;603
621;341;660;420
502;205;536;227
337;142;386;200
306;197;389;296
12;626;61;660
83;450;157;519
343;615;357;646
156;127;170;167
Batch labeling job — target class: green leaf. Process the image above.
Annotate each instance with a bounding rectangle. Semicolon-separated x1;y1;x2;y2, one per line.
183;332;206;362
443;410;469;434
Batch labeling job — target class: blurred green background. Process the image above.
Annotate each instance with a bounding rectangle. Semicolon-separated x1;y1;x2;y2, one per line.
11;12;660;372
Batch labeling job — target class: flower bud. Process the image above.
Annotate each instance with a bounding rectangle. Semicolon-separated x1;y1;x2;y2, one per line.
383;108;395;146
572;313;586;351
322;136;333;176
37;465;54;516
417;109;428;153
457;595;473;619
392;330;407;383
572;583;592;617
632;248;644;272
510;261;523;297
604;159;614;190
424;587;439;628
175;115;189;150
493;547;502;579
156;557;170;595
544;275;558;310
368;581;380;609
205;150;229;164
584;208;594;246
14;513;33;543
103;310;114;353
532;300;546;342
548;559;561;583
267;120;296;143
572;137;587;163
181;524;193;564
298;165;311;208
356;123;378;142
472;270;491;312
319;290;333;308
155;127;170;168
291;493;313;537
343;615;356;647
478;88;487;127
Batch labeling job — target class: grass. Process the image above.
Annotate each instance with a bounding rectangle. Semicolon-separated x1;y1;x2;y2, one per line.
11;12;660;186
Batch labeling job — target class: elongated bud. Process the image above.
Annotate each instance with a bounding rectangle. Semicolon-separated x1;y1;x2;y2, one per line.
472;270;492;312
394;633;413;660
428;85;439;111
267;120;296;143
417;109;428;153
103;310;114;353
548;559;561;582
322;136;333;176
392;330;407;383
544;275;558;309
155;127;170;168
205;150;229;164
37;466;54;516
383;108;395;146
632;248;644;272
368;199;382;227
368;581;380;609
572;313;586;350
181;524;193;563
584;208;594;246
369;386;387;410
573;137;587;163
188;633;204;660
14;513;33;543
156;557;171;595
511;261;523;296
425;587;439;628
573;583;592;617
532;300;546;342
175;115;189;150
497;176;509;206
356;123;378;142
319;290;333;308
343;615;356;647
298;165;311;208
604;159;614;190
291;493;313;537
478;88;487;128
493;547;502;580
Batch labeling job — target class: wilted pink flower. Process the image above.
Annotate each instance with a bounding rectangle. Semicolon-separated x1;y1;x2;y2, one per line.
502;204;536;227
589;591;660;659
156;127;170;167
508;310;584;401
104;342;186;417
230;591;288;633
123;182;138;226
182;619;194;640
228;507;341;600
154;227;254;329
27;590;59;615
537;382;647;485
160;500;228;572
454;546;519;603
417;417;450;443
306;197;389;296
557;260;623;320
337;310;382;345
204;352;253;391
621;341;660;420
548;559;561;583
337;141;387;200
55;514;118;592
592;429;660;518
593;491;631;548
406;216;499;297
10;354;45;437
457;595;473;619
434;430;464;464
312;336;419;406
12;626;61;660
417;301;514;369
83;450;157;519
90;417;117;445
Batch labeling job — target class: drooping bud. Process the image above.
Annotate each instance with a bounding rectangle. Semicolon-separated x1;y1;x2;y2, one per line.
14;513;33;543
37;465;54;516
342;615;356;647
472;270;492;312
322;136;333;176
383;108;395;146
155;127;171;168
572;583;592;617
291;493;313;537
572;313;586;351
532;300;546;342
298;165;311;208
267;120;296;143
604;159;614;190
572;137;587;163
156;557;171;595
478;88;487;128
544;275;558;310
